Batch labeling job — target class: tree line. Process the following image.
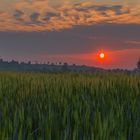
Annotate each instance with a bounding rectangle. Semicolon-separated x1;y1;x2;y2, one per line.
0;58;139;72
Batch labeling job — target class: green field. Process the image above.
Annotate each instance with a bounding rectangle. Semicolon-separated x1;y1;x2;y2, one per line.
0;72;140;140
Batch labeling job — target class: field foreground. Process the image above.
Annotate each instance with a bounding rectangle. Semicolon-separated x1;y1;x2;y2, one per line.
0;72;140;140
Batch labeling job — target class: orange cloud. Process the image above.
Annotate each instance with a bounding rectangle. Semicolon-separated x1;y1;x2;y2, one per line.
0;0;139;31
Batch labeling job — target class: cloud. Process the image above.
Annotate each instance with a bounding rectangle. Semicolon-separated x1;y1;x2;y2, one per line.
0;0;139;31
30;12;40;23
13;10;25;21
125;41;140;45
93;5;130;15
43;12;60;21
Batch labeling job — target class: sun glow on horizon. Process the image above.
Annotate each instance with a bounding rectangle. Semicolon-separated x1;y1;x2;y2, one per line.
95;50;109;62
99;53;105;59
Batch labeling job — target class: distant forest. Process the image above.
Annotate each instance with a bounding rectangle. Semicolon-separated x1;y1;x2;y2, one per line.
0;58;140;73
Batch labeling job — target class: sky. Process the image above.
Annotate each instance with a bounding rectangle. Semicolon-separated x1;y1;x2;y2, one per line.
0;0;140;69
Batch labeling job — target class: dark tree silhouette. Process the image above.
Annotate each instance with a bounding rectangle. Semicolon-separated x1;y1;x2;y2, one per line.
62;62;68;71
0;58;3;63
137;58;140;70
28;61;31;65
47;61;50;65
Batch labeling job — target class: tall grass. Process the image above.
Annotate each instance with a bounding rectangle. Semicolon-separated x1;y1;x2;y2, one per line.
0;72;140;140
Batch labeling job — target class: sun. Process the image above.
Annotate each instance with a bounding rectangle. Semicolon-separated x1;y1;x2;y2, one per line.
95;50;108;62
99;53;105;59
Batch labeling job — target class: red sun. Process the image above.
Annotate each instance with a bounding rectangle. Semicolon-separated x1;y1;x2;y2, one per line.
96;51;108;62
95;50;109;62
99;53;105;59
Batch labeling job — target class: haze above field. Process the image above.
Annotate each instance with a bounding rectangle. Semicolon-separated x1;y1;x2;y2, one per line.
0;0;140;69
